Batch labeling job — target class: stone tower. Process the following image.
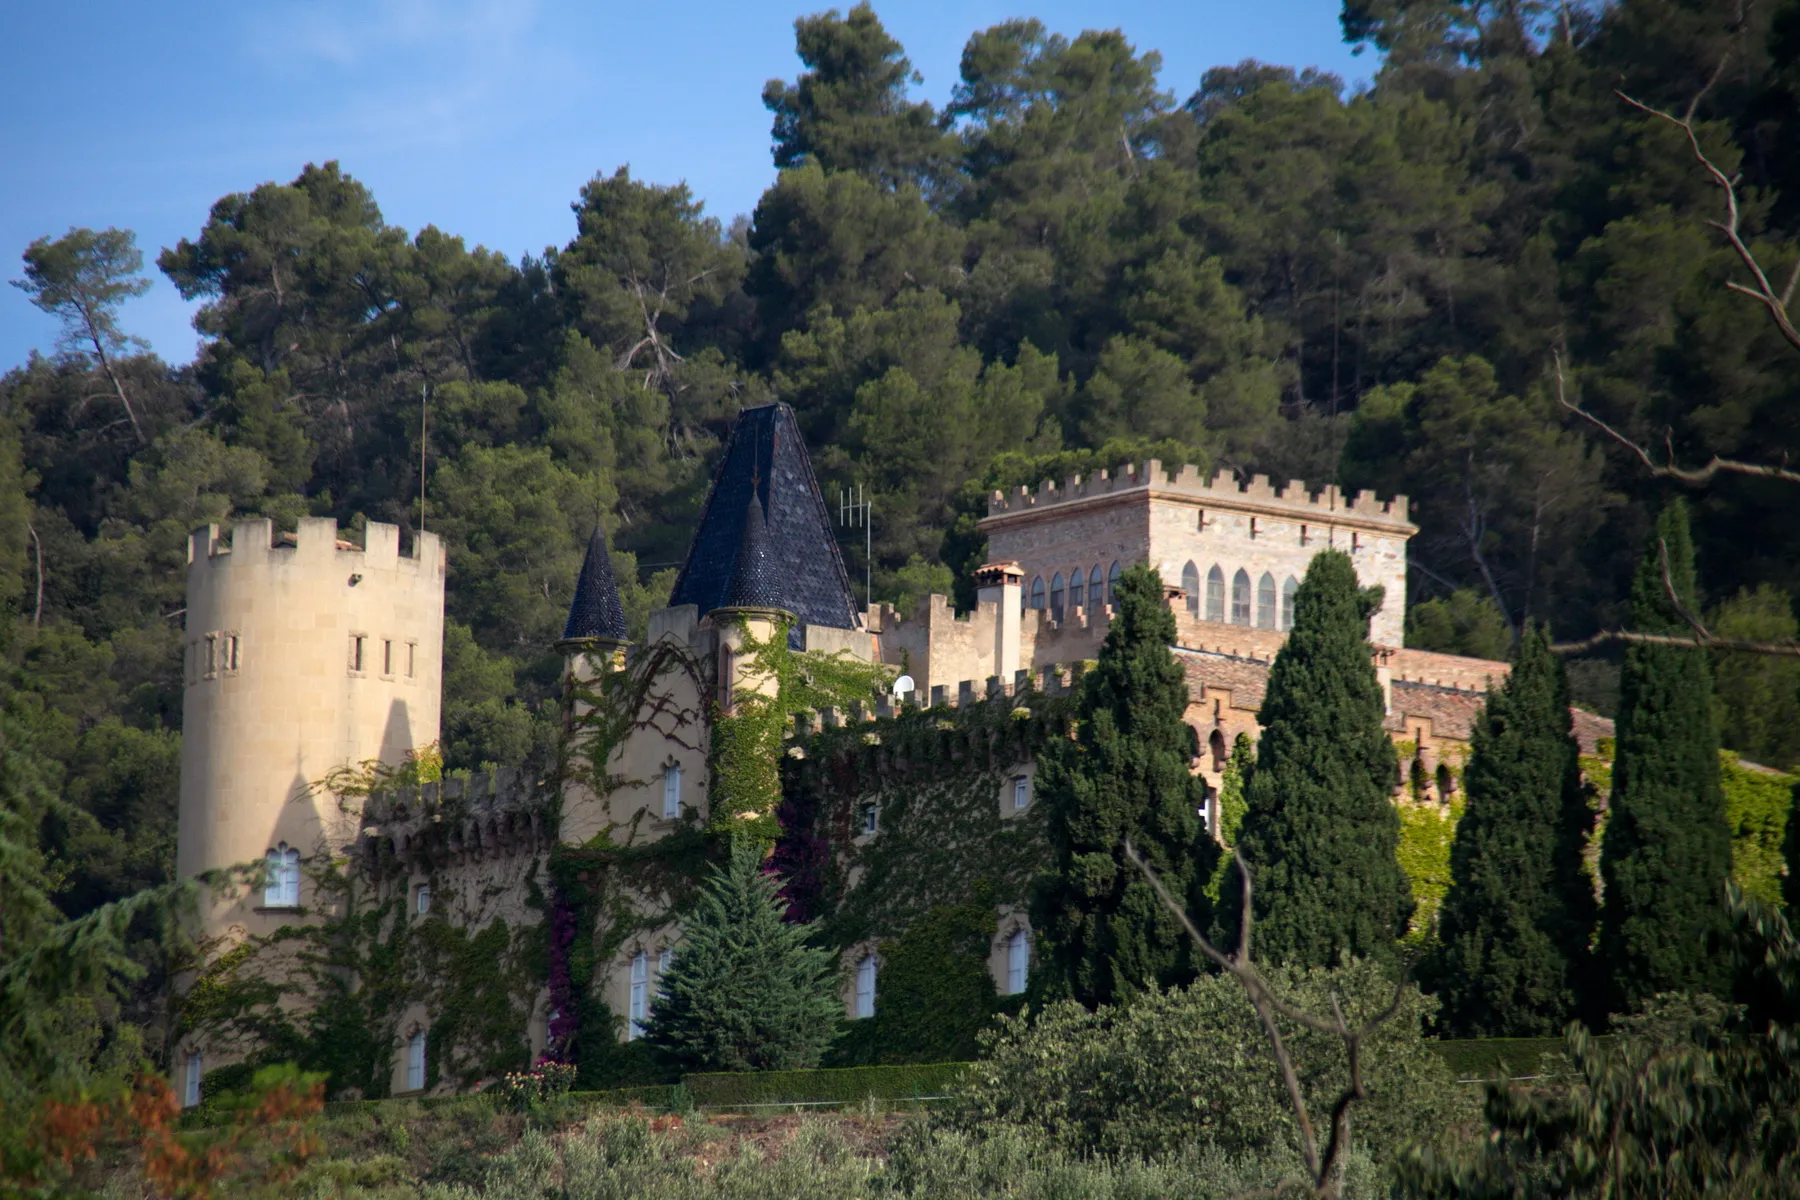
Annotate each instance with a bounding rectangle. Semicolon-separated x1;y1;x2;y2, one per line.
178;516;444;943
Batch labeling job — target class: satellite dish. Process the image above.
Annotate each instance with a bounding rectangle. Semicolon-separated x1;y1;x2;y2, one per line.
892;674;915;699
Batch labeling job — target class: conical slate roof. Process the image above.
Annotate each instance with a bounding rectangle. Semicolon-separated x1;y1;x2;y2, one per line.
669;403;858;630
721;494;790;612
562;526;629;642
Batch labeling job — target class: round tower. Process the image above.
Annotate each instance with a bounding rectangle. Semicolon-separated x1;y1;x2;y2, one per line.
178;516;444;942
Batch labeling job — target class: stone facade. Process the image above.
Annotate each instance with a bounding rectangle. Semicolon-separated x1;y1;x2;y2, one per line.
980;460;1414;648
178;517;444;946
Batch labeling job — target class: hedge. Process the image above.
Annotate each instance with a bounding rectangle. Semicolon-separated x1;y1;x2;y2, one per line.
684;1062;972;1106
570;1084;685;1109
1431;1037;1572;1080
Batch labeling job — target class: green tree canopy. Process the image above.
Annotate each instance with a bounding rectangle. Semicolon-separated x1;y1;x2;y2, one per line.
1031;563;1217;1007
642;839;841;1073
1221;550;1411;968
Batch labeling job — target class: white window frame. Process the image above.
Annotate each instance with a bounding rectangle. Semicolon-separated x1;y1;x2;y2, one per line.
862;803;878;835
415;882;431;915
628;950;650;1038
406;1030;426;1091
1012;776;1030;811
264;844;300;908
854;954;877;1019
1005;929;1029;995
184;1052;203;1107
662;763;682;820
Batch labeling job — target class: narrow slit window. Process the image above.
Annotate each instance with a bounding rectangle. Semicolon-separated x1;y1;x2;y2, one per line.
204;634;218;677
406;642;416;679
223;633;240;672
349;635;366;673
1005;929;1029;995
662;764;682;820
184;1052;203;1108
383;639;393;676
1249;516;1259;539
628;951;649;1038
406;1031;426;1091
854;955;876;1019
719;646;734;712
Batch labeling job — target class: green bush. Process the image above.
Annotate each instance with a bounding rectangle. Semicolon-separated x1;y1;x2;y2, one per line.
1430;1037;1571;1080
945;958;1473;1165
685;1062;970;1107
569;1084;684;1108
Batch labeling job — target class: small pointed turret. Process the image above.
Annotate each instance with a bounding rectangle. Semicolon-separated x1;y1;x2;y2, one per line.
720;494;790;615
562;527;629;643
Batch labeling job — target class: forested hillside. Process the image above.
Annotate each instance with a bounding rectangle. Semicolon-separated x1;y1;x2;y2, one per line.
4;0;1797;939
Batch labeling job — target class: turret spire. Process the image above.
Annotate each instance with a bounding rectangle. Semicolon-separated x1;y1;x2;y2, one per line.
562;526;629;643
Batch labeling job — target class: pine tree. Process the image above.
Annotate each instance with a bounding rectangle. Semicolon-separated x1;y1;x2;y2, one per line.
1427;624;1597;1036
1219;550;1410;968
642;838;842;1073
1598;500;1734;1011
1031;563;1218;1007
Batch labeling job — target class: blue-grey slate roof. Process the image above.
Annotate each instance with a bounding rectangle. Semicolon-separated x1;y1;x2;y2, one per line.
669;402;858;630
562;526;630;642
721;495;790;613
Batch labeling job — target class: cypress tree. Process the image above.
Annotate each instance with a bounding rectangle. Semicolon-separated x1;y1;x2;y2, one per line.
1031;563;1218;1008
642;838;842;1072
1219;550;1410;968
1598;500;1733;1011
1427;624;1597;1036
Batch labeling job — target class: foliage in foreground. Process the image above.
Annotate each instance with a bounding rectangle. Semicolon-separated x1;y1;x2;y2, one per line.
1404;892;1800;1198
945;957;1471;1167
417;1112;1382;1200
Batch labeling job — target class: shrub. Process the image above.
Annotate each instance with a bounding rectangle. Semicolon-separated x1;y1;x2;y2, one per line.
945;958;1472;1166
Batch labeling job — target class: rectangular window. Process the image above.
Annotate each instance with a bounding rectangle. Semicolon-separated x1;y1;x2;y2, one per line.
383;639;393;676
1005;930;1029;995
662;764;681;819
406;1031;426;1091
719;647;733;712
1249;516;1259;539
1300;524;1311;546
223;633;240;672
861;804;878;835
658;946;672;990
1012;777;1030;810
854;955;876;1019
1197;508;1208;530
349;635;366;673
628;951;649;1039
204;633;218;677
406;641;417;679
415;883;430;915
1352;531;1362;552
184;1052;202;1108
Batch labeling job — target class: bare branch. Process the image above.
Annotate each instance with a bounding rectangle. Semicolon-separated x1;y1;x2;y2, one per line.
1552;352;1800;486
1551;628;1800;656
1616;87;1800;353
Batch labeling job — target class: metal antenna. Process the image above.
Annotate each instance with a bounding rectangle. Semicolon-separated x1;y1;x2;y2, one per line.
838;483;872;610
419;383;429;532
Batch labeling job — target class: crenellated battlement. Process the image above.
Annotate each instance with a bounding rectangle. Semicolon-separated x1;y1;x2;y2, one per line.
354;767;550;870
188;517;443;575
984;459;1412;528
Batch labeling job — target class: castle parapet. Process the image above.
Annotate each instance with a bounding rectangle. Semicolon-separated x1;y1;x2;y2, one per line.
983;460;1412;528
188;517;443;575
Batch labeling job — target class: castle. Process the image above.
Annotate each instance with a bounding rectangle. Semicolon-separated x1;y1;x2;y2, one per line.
173;402;1609;1102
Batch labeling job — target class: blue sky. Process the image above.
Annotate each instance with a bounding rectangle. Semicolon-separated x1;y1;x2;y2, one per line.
0;0;1370;370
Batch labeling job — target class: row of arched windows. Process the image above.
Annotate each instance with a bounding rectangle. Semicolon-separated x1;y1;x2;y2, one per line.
1028;561;1122;613
1180;562;1298;630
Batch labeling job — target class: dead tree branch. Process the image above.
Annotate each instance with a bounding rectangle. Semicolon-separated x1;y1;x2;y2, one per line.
1551;353;1800;486
1124;840;1406;1200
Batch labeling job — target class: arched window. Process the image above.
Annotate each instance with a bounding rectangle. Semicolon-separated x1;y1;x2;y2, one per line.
628;950;650;1039
1281;577;1298;630
1181;561;1200;614
1436;763;1456;797
1210;728;1228;773
1005;929;1029;995
854;954;877;1019
406;1030;426;1091
1050;572;1064;615
1069;568;1085;608
264;844;299;908
1089;565;1103;603
1029;577;1046;610
1257;572;1277;628
1206;565;1225;622
1231;569;1252;625
1107;561;1122;601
